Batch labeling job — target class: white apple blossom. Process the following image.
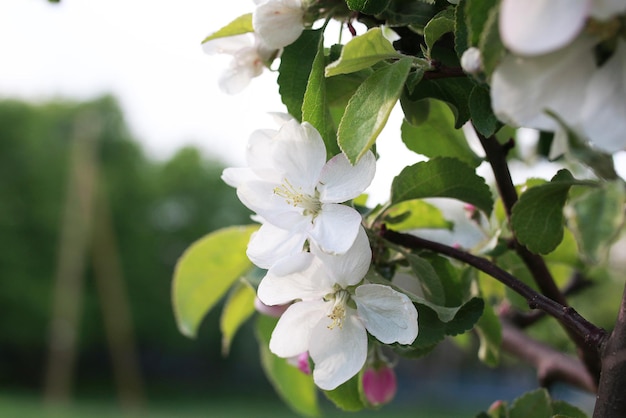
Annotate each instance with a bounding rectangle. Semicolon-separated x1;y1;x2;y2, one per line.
222;118;376;262
202;33;275;94
499;0;626;56
253;0;305;50
257;228;418;390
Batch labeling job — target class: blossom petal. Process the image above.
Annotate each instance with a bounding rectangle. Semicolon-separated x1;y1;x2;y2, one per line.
202;33;253;55
354;284;418;345
309;310;368;390
309;203;362;254
246;223;307;269
269;300;327;358
318;151;376;203
581;41;626;153
271;120;327;194
221;167;256;189
312;226;372;288
258;254;334;305
499;0;589;56
491;36;596;132
253;0;304;49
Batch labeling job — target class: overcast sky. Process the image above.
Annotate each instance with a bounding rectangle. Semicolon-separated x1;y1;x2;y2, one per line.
0;0;427;203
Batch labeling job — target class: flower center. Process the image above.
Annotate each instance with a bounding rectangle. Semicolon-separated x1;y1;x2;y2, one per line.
327;290;350;330
273;178;321;216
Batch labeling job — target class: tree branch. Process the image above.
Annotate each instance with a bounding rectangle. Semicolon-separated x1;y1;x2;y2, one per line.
380;227;607;351
501;320;596;393
593;284;626;417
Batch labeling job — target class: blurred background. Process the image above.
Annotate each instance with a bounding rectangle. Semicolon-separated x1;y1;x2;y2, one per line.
0;1;610;417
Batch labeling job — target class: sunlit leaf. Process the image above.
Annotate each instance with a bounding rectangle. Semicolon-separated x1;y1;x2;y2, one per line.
424;8;455;51
256;315;320;417
172;225;258;338
338;57;412;164
384;199;453;231
391;157;493;215
323;374;365;412
325;28;403;77
201;14;253;43
220;280;256;355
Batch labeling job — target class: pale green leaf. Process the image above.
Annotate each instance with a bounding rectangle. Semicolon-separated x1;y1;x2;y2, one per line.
201;14;253;43
338;57;412;164
401;99;482;167
220;280;256;355
325;28;403;77
324;375;365;412
475;302;501;367
384;199;454;231
256;315;320;417
391;157;493;215
172;225;258;338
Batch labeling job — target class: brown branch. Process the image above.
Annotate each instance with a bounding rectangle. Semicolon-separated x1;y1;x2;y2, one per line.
593;284;626;417
501;320;596;393
380;227;607;351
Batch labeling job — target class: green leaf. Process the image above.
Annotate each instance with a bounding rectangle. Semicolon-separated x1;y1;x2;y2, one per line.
302;33;339;156
463;0;498;47
278;29;323;121
346;0;391;15
477;6;506;76
323;375;365;412
511;170;596;255
445;297;484;336
220;280;256;355
475;301;501;367
256;315;320;417
424;8;455;51
201;14;253;43
400;94;430;126
454;0;469;57
551;400;589;418
407;77;475;128
509;389;553;418
391;157;493;215
338;57;412;164
384;199;454;231
569;181;626;264
401;99;482;167
325;28;403;77
172;225;258;338
469;85;501;137
406;253;445;305
378;0;439;27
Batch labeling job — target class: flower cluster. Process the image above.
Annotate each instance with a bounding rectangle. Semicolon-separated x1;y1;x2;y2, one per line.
202;0;306;94
223;117;419;390
491;0;626;155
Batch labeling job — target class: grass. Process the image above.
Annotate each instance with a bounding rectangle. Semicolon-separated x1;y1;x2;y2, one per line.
0;392;474;418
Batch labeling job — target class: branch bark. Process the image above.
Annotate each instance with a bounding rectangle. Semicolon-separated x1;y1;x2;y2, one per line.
593;284;626;417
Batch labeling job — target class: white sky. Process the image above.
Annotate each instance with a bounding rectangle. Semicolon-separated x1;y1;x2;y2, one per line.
0;0;423;204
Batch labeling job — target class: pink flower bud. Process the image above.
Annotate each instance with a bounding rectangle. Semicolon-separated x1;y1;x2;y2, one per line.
362;365;397;406
287;351;311;375
254;297;289;318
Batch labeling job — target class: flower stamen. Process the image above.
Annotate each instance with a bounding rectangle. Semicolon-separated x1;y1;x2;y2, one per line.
274;178;321;215
328;290;350;330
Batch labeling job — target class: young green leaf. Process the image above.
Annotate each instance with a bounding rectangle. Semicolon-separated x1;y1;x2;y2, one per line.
172;225;258;338
407;77;475;128
551;400;589;418
391;157;493;215
325;28;403;77
256;315;320;417
463;0;498;47
337;57;412;164
201;14;253;43
323;375;365;412
278;29;323;121
220;279;256;355
302;33;340;156
401;99;482;167
511;170;597;255
509;388;553;418
384;199;454;231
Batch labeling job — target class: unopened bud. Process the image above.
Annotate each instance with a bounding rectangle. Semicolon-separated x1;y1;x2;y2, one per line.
461;47;483;75
362;365;397;406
